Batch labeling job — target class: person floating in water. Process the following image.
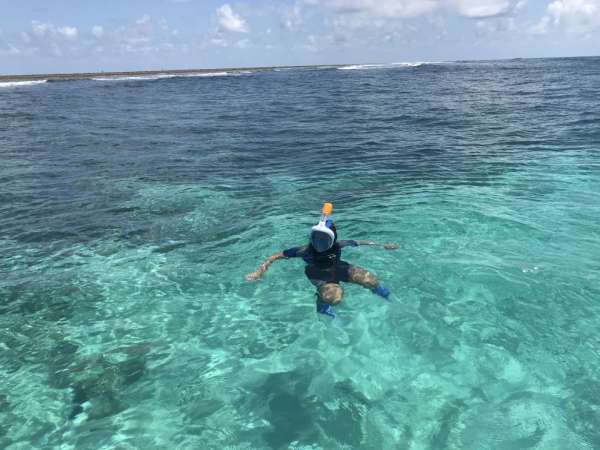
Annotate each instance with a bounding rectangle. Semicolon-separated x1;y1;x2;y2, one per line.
245;203;399;318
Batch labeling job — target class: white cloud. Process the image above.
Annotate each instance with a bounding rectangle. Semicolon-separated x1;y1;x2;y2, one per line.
291;0;531;46
330;13;386;33
92;25;104;38
317;0;446;44
548;0;599;31
532;0;600;34
0;34;22;56
280;0;310;31
217;4;249;33
210;37;228;47
51;42;63;57
136;15;152;26
235;38;249;48
302;34;320;50
31;21;78;39
159;19;170;32
32;21;52;36
8;43;20;55
515;0;528;11
110;15;174;53
58;26;78;39
529;15;550;33
476;16;516;33
452;0;511;18
308;0;527;22
330;0;441;18
23;16;182;61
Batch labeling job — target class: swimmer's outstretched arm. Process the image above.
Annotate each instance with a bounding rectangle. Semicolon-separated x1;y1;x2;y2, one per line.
349;240;400;249
245;252;285;281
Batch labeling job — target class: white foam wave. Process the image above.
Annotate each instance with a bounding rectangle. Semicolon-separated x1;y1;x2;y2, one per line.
93;75;165;82
337;64;383;70
338;62;432;70
0;80;47;88
391;62;425;67
191;72;229;77
92;72;230;82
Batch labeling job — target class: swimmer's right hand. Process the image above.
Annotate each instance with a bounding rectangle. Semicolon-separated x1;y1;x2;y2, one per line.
245;271;261;281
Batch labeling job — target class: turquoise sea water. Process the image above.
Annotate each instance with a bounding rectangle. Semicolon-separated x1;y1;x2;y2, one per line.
1;58;600;449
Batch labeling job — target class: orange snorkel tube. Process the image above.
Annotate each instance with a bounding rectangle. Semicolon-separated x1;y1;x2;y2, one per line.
320;202;333;223
310;202;335;252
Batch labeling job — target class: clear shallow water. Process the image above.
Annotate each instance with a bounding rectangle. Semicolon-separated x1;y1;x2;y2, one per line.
1;58;600;449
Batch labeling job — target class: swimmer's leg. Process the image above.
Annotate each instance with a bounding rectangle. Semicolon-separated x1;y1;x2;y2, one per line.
348;265;390;300
315;283;343;318
348;266;378;289
315;284;349;341
318;283;343;306
305;266;344;316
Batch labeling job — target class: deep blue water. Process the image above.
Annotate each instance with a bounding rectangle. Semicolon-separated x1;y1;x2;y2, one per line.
1;58;600;449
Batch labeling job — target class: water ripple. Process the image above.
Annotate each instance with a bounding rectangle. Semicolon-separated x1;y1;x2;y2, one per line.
1;57;600;449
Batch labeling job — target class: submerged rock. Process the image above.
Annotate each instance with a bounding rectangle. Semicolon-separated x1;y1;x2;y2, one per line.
69;355;146;421
47;341;149;422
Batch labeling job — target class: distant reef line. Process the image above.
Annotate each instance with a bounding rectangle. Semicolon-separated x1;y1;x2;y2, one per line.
0;65;342;82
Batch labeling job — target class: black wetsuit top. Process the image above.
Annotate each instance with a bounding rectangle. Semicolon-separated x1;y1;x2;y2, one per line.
283;240;359;285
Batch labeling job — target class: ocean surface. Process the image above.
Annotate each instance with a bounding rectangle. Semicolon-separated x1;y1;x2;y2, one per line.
1;57;600;449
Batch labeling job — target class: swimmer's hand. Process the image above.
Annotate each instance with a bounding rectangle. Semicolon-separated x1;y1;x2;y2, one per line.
245;271;262;282
354;240;400;249
244;252;285;282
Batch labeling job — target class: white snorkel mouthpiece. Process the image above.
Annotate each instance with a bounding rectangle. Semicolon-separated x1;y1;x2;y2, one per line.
310;202;335;253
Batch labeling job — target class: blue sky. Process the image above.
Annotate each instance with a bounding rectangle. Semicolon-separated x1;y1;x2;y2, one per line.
0;0;598;74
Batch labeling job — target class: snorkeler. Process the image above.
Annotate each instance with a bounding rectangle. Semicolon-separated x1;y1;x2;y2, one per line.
245;203;399;318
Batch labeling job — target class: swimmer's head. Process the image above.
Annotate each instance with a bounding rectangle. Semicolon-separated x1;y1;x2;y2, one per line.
310;203;337;252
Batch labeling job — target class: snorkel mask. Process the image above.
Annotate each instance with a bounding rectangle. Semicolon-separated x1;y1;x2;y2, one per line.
310;203;335;253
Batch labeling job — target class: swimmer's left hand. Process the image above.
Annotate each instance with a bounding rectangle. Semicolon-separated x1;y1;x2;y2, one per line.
245;271;262;281
383;243;400;250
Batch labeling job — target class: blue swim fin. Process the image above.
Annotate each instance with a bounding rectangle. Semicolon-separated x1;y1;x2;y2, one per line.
316;300;349;343
372;284;390;300
316;300;336;318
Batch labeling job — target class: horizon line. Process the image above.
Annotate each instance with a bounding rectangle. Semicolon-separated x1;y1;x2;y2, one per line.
1;54;598;82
